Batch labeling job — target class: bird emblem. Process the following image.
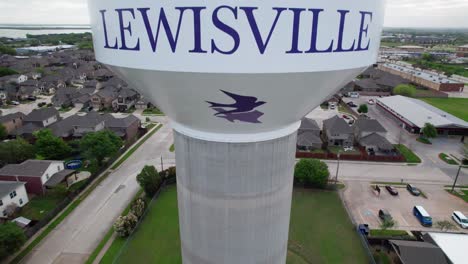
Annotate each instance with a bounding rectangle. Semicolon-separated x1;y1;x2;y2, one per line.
206;90;266;123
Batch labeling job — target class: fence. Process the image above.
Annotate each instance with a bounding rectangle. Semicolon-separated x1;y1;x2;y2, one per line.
296;146;405;162
22;128;151;239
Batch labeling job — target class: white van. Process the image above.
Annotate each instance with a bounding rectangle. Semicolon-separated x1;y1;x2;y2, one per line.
452;211;468;229
348;92;360;98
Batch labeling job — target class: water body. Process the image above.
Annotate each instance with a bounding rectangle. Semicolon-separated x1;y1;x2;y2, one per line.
0;24;91;38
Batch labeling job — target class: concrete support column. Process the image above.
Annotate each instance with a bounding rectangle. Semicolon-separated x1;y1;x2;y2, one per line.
173;129;297;264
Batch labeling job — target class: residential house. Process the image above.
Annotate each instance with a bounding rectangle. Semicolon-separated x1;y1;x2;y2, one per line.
135;98;151;110
0;182;29;218
322;115;354;147
9;74;28;85
102;114;141;141
297;118;322;151
91;86;118;110
353;117;394;152
113;88;139;112
0;160;75;195
18;80;40;100
15;107;60;138
39;75;66;94
0;112;25;135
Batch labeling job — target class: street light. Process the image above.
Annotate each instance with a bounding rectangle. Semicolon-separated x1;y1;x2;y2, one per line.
451;165;463;192
335;151;341;185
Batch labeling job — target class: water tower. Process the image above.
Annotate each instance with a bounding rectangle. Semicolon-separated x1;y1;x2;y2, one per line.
88;0;385;263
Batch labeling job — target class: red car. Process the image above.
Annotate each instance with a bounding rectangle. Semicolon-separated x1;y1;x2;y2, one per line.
342;115;350;120
385;185;399;196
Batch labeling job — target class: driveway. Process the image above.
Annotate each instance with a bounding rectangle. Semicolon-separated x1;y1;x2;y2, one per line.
342;181;468;232
1;95;52;116
22;118;175;264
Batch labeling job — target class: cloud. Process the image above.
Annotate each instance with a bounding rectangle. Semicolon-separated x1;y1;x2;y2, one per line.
0;0;467;28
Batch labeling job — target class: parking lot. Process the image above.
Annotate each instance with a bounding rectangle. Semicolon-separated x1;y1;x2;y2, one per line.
342;181;468;232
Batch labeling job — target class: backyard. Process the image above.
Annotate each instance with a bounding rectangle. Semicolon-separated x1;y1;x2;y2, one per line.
104;186;368;264
420;98;468;122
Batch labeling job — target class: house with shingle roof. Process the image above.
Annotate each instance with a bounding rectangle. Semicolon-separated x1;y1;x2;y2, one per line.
0;112;25;135
15;108;60;138
297;118;322;151
0;181;29;218
0;160;74;195
323;115;354;147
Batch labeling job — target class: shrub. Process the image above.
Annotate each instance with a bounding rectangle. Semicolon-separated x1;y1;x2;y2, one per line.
113;213;138;237
137;165;162;197
0;222;26;260
294;159;330;189
393;84;416;97
358;104;368;114
130;198;146;219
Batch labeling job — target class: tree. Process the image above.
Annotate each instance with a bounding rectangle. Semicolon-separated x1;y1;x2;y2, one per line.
0;138;35;166
294;159;330;189
80;130;123;165
462;143;468;165
380;218;397;230
422;123;437;140
137;165;162;197
0;222;27;260
421;53;435;61
34;129;72;160
0;67;18;77
130;198;146;219
393;84;416;97
113;213;138;238
0;124;7;140
436;220;456;231
0;45;16;56
358;104;368;114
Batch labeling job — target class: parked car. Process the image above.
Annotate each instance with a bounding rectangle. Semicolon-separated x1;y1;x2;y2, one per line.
329;102;337;110
452;211;468;229
10;101;20;105
368;99;375;105
385;185;399;196
347;101;358;107
344;146;354;152
348;92;360;98
379;209;393;221
348;120;355;125
407;184;421;196
413;205;432;227
27;96;36;101
342;114;350;120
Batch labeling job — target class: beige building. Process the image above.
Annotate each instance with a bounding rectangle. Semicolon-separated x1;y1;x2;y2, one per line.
456;44;468;58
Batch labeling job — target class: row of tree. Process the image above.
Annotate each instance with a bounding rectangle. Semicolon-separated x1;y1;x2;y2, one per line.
0;129;123;168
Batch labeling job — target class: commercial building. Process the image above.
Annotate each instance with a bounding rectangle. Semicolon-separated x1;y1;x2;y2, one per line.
456;44;468;58
377;95;468;135
378;63;464;92
423;233;468;264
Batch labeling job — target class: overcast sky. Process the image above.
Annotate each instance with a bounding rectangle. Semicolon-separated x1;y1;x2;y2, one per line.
0;0;467;28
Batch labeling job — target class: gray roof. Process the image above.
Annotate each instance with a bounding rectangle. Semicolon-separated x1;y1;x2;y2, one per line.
0;112;25;123
297;131;322;147
14;122;42;135
299;118;320;131
0;160;61;177
390;240;448;264
24;107;59;122
354;118;387;133
359;133;394;150
103;114;139;128
355;78;379;90
323;116;353;134
44;169;75;187
0;181;25;198
49;112;104;137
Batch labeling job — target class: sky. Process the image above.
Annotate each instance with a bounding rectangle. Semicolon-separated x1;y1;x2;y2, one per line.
0;0;467;28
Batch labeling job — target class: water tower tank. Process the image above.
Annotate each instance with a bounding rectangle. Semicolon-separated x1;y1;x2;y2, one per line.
88;0;385;263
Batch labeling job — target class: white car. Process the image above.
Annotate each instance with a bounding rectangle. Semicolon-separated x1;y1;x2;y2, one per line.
343;146;354;152
452;211;468;229
10;101;20;105
368;99;375;105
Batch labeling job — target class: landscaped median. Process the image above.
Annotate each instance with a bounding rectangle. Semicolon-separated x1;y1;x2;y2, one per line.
10;124;163;264
439;153;458;165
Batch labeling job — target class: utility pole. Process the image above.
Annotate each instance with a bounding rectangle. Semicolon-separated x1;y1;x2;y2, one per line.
335;152;341;185
451;165;462;192
161;156;164;172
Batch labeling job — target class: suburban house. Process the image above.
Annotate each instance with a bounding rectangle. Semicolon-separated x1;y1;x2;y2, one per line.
353;117;394;152
91;86;118;110
322;115;354;147
0;160;75;195
0;112;25;135
49;112;141;141
135;98;151;110
14;107;60;138
0;182;29;218
297;117;322;151
113;88;139;112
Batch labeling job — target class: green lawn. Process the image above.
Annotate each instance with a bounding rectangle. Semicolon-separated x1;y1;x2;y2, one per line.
420;98;468;122
105;187;368;264
447;190;468;203
142;108;164;115
370;229;409;237
20;192;66;220
395;144;421;163
439;153;458;165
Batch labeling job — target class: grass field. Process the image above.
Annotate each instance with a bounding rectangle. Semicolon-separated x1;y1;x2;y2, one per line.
420;98;468;122
395;144;422;163
107;187;368;264
20;193;66;220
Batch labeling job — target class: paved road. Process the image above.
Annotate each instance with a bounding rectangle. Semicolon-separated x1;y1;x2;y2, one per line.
1;96;52;116
22;118;175;264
